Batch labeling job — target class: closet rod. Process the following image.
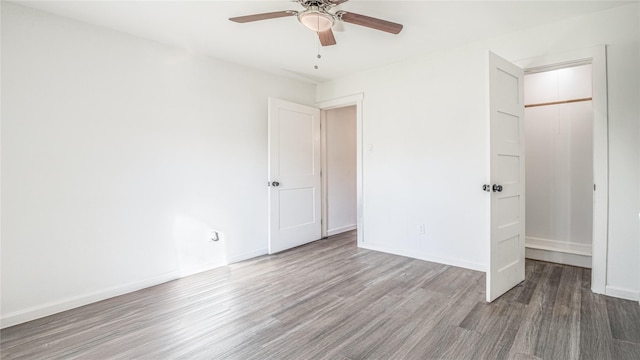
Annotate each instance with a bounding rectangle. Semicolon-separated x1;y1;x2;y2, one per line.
524;97;592;108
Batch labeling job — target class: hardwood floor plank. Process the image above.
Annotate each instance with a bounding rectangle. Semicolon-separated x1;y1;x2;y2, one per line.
579;287;614;360
606;296;640;344
350;289;455;359
537;265;582;360
509;353;543;360
384;278;484;359
466;301;526;359
612;339;640;360
581;267;592;289
322;288;440;360
539;264;564;309
404;324;481;360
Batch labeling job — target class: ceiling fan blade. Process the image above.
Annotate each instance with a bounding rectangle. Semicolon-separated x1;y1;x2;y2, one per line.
229;11;295;23
318;29;337;46
340;12;403;34
330;0;349;4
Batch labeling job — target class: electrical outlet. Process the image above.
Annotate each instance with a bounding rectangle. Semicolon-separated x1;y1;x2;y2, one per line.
419;224;426;234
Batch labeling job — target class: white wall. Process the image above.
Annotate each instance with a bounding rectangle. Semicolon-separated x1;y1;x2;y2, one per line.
320;44;490;270
524;65;593;258
317;3;640;297
1;3;315;327
325;106;357;235
605;37;640;299
525;102;593;245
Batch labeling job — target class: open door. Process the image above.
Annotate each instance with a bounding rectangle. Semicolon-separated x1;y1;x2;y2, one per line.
268;98;322;254
487;52;525;302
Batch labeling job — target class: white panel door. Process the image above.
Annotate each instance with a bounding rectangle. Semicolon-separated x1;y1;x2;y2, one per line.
487;52;525;302
268;98;321;254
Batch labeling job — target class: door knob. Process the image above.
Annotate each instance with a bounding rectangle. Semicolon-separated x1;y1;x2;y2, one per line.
272;181;280;187
482;184;491;192
492;184;503;192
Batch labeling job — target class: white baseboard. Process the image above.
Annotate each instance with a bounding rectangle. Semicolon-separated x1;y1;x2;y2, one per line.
228;248;268;264
525;236;592;256
0;271;180;329
525;236;592;268
525;248;592;268
1;247;268;329
358;242;485;272
178;263;225;278
605;285;640;301
327;224;357;237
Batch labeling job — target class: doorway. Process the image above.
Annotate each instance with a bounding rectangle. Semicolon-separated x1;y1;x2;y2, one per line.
267;95;364;254
514;45;609;295
487;47;609;302
317;94;365;243
321;106;358;237
523;63;594;268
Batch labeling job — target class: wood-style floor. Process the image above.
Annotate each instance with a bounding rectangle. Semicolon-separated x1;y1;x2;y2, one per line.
2;231;639;359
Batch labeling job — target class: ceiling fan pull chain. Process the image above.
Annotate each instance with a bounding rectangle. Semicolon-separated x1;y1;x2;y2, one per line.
315;35;321;70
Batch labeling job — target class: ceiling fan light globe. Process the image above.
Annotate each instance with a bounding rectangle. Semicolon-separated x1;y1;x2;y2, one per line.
298;10;334;32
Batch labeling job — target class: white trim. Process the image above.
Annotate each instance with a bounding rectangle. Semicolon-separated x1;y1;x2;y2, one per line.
327;224;357;236
360;242;486;272
316;93;364;245
525;248;592;268
0;271;180;329
605;285;640;301
320;110;329;238
524;59;592;75
228;248;268;264
0;245;269;329
525;236;592;256
178;264;221;278
524;236;594;268
513;45;609;295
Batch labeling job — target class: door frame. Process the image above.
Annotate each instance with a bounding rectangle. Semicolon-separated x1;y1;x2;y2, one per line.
513;45;608;295
317;94;365;245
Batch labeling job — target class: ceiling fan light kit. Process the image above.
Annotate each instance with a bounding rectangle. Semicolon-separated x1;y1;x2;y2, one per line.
229;0;403;47
298;7;335;32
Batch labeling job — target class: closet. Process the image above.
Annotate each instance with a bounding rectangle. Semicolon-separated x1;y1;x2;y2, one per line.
523;64;593;268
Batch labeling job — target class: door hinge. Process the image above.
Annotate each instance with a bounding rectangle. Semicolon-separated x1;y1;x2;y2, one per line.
594;184;596;191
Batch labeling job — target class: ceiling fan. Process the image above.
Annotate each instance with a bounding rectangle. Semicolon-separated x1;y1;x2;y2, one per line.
229;0;403;46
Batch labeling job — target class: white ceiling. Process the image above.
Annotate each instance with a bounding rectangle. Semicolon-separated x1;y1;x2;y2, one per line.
13;1;633;83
